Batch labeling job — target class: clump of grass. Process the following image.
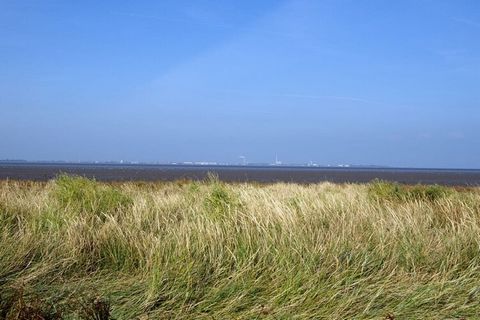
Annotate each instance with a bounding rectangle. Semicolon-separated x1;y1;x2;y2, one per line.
0;287;62;320
52;174;132;218
367;180;404;201
204;184;234;219
368;179;451;202
79;297;112;320
408;184;451;201
203;174;239;220
0;287;115;320
0;200;10;228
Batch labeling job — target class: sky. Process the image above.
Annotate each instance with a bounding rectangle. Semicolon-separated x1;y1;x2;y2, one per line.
1;0;479;168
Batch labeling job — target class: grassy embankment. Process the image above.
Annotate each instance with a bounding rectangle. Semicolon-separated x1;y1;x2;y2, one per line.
1;175;480;319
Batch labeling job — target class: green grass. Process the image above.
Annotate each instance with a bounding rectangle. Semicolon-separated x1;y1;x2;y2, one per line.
0;176;479;319
53;174;133;218
368;179;451;202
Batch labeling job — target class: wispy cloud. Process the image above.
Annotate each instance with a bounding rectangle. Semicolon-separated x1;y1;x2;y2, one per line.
112;11;234;29
111;10;307;39
448;132;465;140
435;49;467;59
418;132;432;140
218;89;382;105
452;17;480;28
274;93;378;104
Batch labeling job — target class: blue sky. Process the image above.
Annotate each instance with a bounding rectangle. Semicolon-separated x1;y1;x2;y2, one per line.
1;0;479;168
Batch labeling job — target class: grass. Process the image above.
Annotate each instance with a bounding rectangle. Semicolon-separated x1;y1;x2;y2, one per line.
0;175;480;319
368;179;452;202
53;174;133;218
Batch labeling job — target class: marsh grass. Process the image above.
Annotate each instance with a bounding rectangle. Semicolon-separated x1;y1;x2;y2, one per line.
368;179;451;202
0;176;479;319
203;183;240;221
53;174;133;219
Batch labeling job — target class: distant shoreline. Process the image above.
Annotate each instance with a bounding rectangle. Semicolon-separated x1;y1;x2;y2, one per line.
0;160;478;171
1;162;480;185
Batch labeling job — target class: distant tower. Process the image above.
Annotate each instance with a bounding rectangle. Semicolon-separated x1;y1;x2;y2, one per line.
239;156;246;166
275;154;282;165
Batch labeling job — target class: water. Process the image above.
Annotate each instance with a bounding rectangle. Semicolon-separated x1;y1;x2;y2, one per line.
1;162;480;185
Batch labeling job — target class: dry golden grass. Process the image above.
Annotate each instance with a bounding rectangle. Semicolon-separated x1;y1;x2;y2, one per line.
0;175;479;319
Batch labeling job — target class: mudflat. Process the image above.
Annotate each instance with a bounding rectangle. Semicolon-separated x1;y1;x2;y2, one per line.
1;162;480;185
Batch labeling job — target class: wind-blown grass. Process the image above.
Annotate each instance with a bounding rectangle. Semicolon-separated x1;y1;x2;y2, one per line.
0;175;479;319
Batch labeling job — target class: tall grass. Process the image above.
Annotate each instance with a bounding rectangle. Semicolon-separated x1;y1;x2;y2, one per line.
0;176;479;319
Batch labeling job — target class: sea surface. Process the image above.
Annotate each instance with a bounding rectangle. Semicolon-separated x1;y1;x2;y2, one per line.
1;162;480;185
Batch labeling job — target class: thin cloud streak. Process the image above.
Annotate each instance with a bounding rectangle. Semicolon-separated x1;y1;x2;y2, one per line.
221;90;383;105
452;17;480;28
111;11;235;29
275;93;379;104
111;11;306;39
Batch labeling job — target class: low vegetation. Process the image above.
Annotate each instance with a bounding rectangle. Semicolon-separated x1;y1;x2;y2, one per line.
54;174;133;218
1;175;479;319
368;179;452;202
